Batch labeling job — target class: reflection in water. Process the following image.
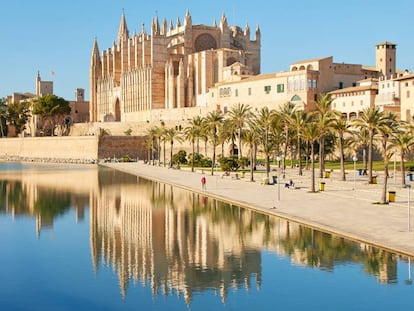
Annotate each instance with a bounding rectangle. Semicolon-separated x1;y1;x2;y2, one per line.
0;164;411;306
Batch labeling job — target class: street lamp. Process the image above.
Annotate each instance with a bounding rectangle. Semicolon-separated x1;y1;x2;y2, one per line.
408;184;411;231
352;155;358;190
276;156;281;201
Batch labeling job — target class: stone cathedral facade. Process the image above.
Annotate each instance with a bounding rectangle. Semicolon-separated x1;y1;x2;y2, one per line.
89;11;261;123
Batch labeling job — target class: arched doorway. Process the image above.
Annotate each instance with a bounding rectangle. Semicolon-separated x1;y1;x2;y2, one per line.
114;98;121;122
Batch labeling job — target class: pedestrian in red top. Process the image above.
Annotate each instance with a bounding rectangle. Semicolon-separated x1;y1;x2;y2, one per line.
201;175;206;190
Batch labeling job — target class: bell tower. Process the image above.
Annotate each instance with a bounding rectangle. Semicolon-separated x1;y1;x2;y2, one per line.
376;41;396;77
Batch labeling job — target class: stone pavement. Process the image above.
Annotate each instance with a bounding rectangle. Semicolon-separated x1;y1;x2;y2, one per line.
102;162;414;257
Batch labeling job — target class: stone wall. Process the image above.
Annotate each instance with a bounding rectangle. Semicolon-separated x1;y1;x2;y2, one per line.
0;136;147;163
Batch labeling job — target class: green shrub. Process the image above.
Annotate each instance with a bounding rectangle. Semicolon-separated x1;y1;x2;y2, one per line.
173;150;188;165
219;156;240;172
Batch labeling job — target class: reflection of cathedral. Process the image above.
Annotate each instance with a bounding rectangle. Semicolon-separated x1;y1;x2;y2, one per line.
90;179;268;303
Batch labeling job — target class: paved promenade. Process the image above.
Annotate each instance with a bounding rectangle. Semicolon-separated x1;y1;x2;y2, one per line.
103;162;414;257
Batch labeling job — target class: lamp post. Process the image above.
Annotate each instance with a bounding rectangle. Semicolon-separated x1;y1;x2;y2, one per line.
408;184;411;231
276;156;281;201
352;155;358;190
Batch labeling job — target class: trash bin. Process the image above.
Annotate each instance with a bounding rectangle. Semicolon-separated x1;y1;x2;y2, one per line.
272;176;278;184
325;171;330;178
319;182;325;191
407;173;413;182
358;169;363;176
242;171;245;178
388;191;396;202
372;176;377;184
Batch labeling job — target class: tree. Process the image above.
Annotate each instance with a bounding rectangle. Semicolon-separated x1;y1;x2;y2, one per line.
277;101;296;171
289;110;311;176
255;107;276;178
331;114;351;181
5;100;31;136
33;94;71;136
163;127;183;167
228;103;252;159
376;112;398;204
314;93;335;178
204;111;224;175
391;124;414;187
184;124;199;172
302;117;320;192
352;106;385;184
244;126;260;182
0;98;7;137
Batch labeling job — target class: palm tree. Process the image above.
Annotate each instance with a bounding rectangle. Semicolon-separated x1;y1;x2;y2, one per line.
350;127;370;172
255;107;276;178
163;127;183;168
189;116;204;154
219;118;236;158
302;117;320;192
145;126;158;165
244;125;260;182
331;114;351;181
204;111;224;175
352;106;385;184
228;103;252;159
184;124;199;172
376;112;398;203
277;101;296;171
314;93;335;178
289;110;311;176
391;123;414;187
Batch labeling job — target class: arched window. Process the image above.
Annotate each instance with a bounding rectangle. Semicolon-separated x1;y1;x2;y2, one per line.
195;33;217;52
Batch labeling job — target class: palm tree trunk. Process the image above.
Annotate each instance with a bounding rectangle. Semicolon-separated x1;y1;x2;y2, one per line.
170;142;173;168
163;141;166;167
319;136;324;178
339;137;346;181
298;136;303;176
191;140;195;172
311;143;315;192
362;147;367;171
382;160;389;204
368;131;374;183
211;146;216;176
238;129;243;159
265;154;270;178
250;143;254;182
400;153;406;187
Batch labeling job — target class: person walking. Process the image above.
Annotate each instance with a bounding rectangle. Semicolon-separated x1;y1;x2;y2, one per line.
201;175;206;190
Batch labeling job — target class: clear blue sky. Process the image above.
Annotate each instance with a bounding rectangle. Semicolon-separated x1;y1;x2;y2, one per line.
1;0;413;101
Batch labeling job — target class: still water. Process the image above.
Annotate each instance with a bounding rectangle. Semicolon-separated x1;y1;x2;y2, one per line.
0;162;413;310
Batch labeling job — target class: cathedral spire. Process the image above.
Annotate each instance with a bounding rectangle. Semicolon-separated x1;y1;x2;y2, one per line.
184;10;192;27
91;37;100;65
118;11;129;43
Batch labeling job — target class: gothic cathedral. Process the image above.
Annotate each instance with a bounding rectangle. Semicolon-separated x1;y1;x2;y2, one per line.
89;11;261;122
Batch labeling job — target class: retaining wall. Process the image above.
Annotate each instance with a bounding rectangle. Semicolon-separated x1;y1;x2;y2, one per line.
0;136;147;163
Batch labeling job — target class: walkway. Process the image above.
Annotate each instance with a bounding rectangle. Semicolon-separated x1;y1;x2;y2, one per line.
102;162;414;257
